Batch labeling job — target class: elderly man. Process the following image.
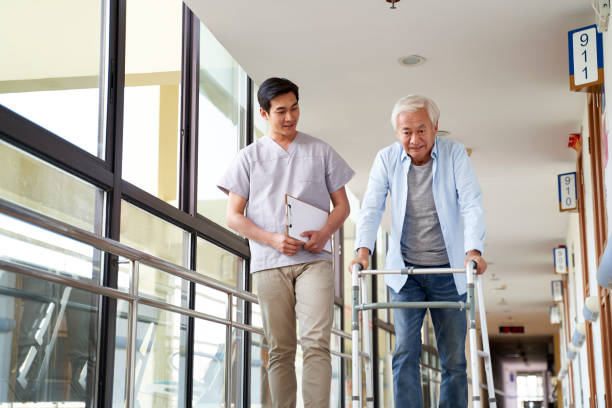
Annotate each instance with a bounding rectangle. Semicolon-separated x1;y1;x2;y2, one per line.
219;77;354;408
350;95;487;407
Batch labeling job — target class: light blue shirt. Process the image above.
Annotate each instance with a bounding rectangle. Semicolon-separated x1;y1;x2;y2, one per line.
354;137;485;294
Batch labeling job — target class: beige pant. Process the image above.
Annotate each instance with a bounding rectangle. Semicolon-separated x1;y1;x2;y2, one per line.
252;259;334;408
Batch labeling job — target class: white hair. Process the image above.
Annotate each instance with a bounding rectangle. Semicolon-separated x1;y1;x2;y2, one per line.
390;95;440;131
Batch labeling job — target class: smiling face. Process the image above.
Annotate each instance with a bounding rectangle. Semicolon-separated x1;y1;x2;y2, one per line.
261;92;300;140
395;108;438;166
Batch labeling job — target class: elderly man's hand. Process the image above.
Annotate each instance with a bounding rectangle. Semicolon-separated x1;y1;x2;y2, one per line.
348;248;370;273
464;250;487;275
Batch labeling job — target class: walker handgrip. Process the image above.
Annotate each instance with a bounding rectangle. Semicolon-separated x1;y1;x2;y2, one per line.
352;263;364;273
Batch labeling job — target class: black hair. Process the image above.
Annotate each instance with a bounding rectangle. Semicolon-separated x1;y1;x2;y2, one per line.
257;77;299;113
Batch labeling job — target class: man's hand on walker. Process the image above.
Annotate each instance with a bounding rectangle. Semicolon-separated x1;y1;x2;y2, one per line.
465;250;487;275
348;247;370;273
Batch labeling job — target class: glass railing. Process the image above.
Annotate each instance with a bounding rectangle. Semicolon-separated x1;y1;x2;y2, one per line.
0;197;352;407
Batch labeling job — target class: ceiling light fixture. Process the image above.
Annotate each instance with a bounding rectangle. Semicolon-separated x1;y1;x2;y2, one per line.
386;0;400;9
398;55;426;67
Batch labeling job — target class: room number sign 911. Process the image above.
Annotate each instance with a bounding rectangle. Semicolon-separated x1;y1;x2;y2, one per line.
568;25;604;91
557;172;577;212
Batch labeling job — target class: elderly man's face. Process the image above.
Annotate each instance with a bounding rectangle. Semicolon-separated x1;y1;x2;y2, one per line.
395;108;438;166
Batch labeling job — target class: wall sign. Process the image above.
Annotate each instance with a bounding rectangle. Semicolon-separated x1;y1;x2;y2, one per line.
550;305;562;324
551;279;564;301
568;24;604;91
558;172;577;211
554;247;568;274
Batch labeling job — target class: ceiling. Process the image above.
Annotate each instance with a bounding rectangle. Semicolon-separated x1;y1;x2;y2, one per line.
185;0;595;339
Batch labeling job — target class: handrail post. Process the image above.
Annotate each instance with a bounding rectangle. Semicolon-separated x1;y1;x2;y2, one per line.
466;261;480;407
351;263;362;408
226;293;233;408
126;260;139;408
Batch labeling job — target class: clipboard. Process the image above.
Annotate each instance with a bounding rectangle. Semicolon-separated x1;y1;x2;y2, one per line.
285;194;332;254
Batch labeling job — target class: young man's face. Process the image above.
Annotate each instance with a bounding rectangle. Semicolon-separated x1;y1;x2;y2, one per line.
261;92;300;138
395;108;438;166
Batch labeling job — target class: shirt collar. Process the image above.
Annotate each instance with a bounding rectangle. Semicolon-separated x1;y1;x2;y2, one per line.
399;136;439;163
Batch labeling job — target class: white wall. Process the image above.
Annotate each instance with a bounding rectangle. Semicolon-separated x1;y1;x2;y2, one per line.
566;213;590;407
568;95;606;407
604;27;612;235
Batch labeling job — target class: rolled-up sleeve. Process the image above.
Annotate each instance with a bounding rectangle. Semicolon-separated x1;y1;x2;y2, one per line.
217;151;250;200
354;150;389;254
453;146;485;254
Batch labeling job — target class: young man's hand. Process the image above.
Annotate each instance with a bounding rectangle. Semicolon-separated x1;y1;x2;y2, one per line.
270;233;304;256
301;230;331;254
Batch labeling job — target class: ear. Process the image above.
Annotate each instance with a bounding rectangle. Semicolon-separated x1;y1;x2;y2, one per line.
260;107;269;121
433;121;439;132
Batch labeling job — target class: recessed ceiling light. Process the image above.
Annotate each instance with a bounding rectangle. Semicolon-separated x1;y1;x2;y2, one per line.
398;55;426;66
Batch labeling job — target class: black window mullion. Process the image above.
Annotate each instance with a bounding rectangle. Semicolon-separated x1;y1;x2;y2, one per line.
180;5;199;218
246;77;254;146
180;4;198;407
370;244;379;408
241;76;255;408
98;0;126;406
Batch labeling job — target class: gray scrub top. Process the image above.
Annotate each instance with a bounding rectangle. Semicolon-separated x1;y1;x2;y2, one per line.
217;132;355;272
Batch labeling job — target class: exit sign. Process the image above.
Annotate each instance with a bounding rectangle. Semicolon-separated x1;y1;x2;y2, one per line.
499;326;525;334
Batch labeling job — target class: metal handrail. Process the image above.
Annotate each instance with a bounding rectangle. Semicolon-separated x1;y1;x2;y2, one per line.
0;197;257;304
0;197;355;407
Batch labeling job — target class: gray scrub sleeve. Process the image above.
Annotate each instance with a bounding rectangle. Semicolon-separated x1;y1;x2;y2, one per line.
217;150;250;199
325;146;356;193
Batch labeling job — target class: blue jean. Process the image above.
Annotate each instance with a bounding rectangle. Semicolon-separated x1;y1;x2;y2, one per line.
389;263;468;408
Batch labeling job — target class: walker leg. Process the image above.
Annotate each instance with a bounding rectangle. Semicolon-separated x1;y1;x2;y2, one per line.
359;278;374;408
466;262;481;408
476;275;497;407
351;264;362;408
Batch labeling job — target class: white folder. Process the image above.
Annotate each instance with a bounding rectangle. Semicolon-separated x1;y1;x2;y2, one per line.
285;194;332;254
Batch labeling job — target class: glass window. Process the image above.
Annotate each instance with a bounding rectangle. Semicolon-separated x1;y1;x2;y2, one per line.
122;0;183;205
114;302;188;408
197;22;247;229
0;270;100;407
192;319;228;407
0;1;106;158
118;201;190;305
250;332;270;407
115;202;190;407
0;140;105;282
196;237;244;287
195;237;245;321
516;373;544;407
